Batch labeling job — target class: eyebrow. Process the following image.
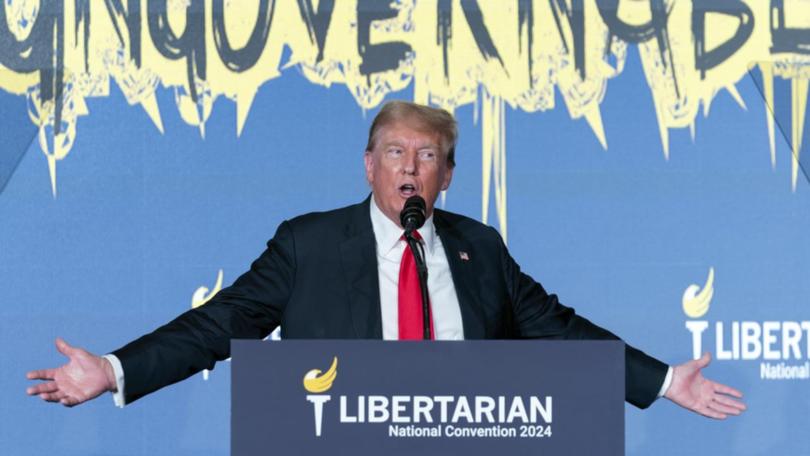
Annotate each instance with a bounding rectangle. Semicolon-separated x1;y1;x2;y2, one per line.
382;139;440;150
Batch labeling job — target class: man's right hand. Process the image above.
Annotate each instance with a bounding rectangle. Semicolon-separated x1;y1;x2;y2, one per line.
26;338;117;407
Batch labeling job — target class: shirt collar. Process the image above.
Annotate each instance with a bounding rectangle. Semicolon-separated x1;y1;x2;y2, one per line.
369;194;436;257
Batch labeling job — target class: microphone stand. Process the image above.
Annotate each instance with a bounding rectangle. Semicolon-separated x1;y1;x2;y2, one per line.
404;230;430;340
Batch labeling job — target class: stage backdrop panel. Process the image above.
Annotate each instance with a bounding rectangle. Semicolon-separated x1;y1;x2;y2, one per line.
1;2;808;455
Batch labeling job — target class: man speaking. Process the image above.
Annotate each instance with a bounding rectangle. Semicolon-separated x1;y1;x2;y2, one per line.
27;101;745;419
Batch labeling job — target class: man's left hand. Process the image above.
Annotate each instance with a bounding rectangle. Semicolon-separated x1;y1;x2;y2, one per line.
664;352;746;419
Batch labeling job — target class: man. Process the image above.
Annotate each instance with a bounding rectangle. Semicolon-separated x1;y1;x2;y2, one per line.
27;101;745;418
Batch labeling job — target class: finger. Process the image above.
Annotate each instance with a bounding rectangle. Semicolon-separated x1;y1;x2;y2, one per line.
708;400;741;416
60;396;80;408
714;383;743;398
39;391;66;403
26;369;56;381
699;407;727;420
714;395;746;411
55;338;77;357
696;352;711;368
27;381;59;395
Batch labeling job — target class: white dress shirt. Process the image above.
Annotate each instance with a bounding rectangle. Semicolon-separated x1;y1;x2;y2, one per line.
105;197;671;406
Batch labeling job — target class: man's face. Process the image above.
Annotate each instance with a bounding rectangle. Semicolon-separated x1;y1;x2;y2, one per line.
364;121;454;227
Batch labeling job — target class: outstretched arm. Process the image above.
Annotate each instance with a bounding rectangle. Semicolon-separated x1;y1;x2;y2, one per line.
26;338;117;407
665;352;746;419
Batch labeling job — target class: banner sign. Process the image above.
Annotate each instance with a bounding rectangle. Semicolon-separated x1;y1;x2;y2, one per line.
232;340;624;456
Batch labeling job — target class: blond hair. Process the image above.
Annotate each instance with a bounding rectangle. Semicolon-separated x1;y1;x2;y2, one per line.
366;101;458;168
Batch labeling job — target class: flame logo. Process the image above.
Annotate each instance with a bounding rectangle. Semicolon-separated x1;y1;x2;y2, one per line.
303;357;338;393
682;267;714;318
192;269;224;309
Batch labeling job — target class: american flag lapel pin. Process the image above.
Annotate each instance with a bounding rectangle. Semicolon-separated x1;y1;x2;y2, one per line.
459;251;470;261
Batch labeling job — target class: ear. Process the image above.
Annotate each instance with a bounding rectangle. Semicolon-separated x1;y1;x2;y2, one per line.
364;150;374;185
441;164;454;191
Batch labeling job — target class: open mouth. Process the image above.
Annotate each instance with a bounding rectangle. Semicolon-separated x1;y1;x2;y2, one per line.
399;184;417;197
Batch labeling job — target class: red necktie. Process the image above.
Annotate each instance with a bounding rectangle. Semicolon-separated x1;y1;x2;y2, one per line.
398;231;434;340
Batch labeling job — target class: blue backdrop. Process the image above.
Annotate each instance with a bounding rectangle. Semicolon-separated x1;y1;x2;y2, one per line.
2;1;809;454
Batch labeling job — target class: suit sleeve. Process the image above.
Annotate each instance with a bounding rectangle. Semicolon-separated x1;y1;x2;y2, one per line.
111;221;296;404
496;228;668;409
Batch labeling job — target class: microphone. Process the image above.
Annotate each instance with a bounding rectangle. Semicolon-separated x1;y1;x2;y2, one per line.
400;195;426;234
399;194;430;340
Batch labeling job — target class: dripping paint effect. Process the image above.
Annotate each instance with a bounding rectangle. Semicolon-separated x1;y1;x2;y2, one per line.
481;89;507;242
759;62;776;169
791;78;808;192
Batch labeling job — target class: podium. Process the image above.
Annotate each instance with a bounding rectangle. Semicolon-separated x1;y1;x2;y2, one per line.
232;340;625;455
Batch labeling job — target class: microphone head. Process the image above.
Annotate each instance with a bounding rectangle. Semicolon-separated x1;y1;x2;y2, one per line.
400;195;426;231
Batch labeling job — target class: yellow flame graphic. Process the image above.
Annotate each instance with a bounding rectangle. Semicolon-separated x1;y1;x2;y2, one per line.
191;269;224;309
303;357;338;394
682;267;714;319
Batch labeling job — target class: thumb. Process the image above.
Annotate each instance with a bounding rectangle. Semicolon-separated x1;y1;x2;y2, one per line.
696;351;711;368
55;337;77;357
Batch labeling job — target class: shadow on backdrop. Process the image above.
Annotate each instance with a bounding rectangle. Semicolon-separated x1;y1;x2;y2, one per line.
748;64;810;189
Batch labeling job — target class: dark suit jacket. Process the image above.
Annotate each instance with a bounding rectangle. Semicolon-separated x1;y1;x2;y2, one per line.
114;196;668;407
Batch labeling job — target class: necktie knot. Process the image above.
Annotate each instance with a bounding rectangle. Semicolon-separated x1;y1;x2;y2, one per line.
400;230;423;242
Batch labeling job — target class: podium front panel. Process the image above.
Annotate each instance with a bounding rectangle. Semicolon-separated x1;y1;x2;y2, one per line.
232;340;624;456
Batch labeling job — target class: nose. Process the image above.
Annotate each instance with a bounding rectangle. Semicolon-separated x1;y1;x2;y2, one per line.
402;150;418;175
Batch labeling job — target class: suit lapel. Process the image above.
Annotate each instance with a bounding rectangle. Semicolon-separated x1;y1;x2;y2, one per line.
339;197;383;339
337;200;488;339
434;212;487;339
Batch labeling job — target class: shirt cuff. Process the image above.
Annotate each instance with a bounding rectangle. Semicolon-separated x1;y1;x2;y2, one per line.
102;354;126;408
657;366;674;399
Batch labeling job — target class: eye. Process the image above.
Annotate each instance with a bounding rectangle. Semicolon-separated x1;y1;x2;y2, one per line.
385;147;403;158
418;150;437;161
